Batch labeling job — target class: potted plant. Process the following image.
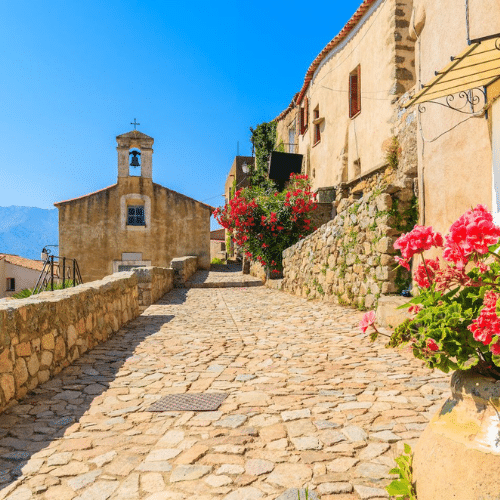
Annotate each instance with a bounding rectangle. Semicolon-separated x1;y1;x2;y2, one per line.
360;205;500;500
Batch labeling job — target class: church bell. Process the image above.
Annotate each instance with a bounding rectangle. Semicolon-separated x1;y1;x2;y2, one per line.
130;151;141;167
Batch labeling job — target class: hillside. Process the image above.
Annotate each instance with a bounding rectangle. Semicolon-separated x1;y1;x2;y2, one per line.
0;206;58;260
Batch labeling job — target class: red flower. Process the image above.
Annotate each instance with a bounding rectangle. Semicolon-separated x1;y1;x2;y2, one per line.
359;311;376;333
414;258;440;288
426;338;439;351
490;342;500;355
468;291;500;346
443;205;500;267
394;225;443;261
395;256;410;271
409;304;422;314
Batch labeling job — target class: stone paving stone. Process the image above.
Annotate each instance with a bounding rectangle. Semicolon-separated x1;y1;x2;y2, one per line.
317;482;353;494
169;465;211;483
0;280;451;500
245;459;274;476
276;488;320;500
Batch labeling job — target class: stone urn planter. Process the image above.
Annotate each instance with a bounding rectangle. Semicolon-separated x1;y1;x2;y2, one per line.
413;370;500;500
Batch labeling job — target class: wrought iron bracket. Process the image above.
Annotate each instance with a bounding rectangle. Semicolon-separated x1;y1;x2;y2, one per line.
417;87;487;115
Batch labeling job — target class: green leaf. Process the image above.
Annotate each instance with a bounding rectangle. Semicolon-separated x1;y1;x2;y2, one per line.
492;354;500;368
386;480;411;495
404;443;412;455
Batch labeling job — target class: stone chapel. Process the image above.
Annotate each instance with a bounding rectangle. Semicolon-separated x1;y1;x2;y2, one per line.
55;130;213;283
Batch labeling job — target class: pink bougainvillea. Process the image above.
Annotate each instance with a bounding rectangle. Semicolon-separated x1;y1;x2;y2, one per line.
214;173;317;273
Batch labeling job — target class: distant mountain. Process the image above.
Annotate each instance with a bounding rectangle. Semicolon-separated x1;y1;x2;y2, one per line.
0;206;58;260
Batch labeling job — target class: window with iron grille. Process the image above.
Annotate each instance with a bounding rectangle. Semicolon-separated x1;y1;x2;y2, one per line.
127;205;146;226
349;65;361;118
6;278;15;291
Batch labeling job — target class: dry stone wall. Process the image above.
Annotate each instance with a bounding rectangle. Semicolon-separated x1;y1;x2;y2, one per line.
171;256;198;287
281;99;418;308
0;264;178;413
134;266;174;311
0;273;139;412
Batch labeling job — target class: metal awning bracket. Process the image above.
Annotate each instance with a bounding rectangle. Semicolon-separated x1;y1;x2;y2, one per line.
406;36;500;112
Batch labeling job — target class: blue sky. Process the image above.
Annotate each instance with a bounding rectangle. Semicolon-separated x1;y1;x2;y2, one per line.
1;0;363;227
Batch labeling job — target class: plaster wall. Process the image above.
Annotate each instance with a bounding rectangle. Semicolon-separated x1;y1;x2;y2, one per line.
0;260;4;298
276;0;415;192
0;263;40;298
57;177;212;283
412;0;500;232
210;240;226;261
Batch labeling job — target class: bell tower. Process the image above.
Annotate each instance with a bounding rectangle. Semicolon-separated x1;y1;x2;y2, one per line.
116;129;154;181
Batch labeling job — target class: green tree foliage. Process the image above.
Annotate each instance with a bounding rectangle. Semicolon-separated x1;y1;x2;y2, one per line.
249;121;277;188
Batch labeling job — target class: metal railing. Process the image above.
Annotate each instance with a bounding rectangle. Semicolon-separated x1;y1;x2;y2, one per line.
33;255;83;295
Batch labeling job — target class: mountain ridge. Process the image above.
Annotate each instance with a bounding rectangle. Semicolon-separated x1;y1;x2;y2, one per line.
0;206;58;261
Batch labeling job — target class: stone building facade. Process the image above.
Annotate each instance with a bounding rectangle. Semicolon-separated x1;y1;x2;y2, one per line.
55;130;213;283
275;0;415;192
280;98;417;307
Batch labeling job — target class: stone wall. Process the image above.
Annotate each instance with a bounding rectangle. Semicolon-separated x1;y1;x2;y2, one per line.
280;98;418;308
249;260;266;281
171;256;198;287
133;266;174;311
0;272;139;412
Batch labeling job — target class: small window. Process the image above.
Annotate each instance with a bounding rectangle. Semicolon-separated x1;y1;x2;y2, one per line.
300;97;309;135
288;126;296;153
349;65;361;118
127;205;145;226
6;278;15;291
313;106;321;145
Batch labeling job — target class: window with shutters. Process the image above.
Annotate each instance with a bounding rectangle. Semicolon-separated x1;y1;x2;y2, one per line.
349;65;361;118
127;205;146;226
300;97;309;135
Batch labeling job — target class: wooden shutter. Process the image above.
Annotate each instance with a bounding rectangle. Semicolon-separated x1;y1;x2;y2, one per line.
304;97;309;131
349;66;361;118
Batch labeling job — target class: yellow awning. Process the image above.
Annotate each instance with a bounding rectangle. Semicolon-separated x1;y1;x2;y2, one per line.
405;36;500;108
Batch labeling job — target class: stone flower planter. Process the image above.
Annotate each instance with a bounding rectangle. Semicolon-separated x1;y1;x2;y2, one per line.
413;370;500;500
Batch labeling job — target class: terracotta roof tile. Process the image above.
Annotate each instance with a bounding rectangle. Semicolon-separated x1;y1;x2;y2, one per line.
0;254;45;272
275;0;379;122
210;229;225;240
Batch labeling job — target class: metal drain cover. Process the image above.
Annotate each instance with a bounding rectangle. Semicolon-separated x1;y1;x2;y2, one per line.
148;393;228;412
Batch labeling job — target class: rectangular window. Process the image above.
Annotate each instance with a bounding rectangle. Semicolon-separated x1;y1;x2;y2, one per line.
313;106;321;144
349;65;361;118
300;97;309;135
288;126;296;153
127;205;145;226
6;278;15;291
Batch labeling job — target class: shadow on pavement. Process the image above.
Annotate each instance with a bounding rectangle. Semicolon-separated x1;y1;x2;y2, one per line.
0;308;174;492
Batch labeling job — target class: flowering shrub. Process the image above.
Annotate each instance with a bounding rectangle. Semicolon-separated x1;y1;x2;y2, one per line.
361;205;500;379
213;174;317;275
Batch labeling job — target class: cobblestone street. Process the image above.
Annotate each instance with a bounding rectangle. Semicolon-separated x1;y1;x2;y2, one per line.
0;271;450;500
